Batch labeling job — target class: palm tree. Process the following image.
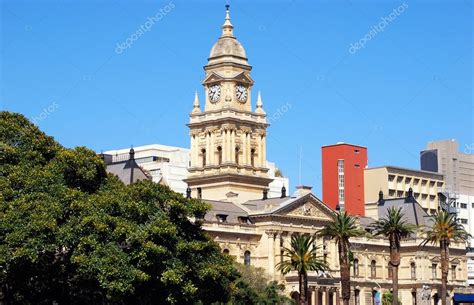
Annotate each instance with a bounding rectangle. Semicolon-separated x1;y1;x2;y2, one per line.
421;210;470;305
317;211;366;305
276;233;327;305
370;207;415;305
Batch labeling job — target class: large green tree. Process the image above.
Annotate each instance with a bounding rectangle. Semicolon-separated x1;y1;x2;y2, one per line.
0;112;238;304
276;234;327;305
317;212;366;305
421;211;470;305
370;207;415;305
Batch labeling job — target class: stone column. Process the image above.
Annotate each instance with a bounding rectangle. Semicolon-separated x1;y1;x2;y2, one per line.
322;288;327;305
247;133;252;166
231;129;235;163
222;129;227;163
190;134;195;167
314;288;319;305
311;287;316;305
266;230;275;279
226;129;231;163
205;132;210;166
261;135;266;167
210;131;214;165
335;288;340;305
242;132;247;165
256;134;262;167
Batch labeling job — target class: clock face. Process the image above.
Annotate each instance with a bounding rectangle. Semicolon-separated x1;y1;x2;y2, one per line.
208;85;221;103
235;85;247;103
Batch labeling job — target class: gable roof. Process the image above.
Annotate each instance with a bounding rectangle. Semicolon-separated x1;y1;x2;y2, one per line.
106;159;151;185
376;197;433;227
203;199;249;223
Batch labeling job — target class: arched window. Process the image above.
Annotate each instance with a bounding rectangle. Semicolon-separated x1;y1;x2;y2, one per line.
354;289;360;305
250;149;255;167
235;146;240;164
388;262;393;279
411;262;416;279
353;259;359;276
217;146;222;165
201;149;206;167
244;250;251;266
223;249;230;255
371;260;376;278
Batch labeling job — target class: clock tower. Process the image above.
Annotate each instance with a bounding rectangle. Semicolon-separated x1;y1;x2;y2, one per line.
185;5;272;203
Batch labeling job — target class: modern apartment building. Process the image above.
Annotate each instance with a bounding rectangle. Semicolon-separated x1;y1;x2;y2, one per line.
364;166;445;214
322;143;367;215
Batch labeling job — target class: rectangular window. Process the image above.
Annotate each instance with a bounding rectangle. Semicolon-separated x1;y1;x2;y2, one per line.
432;264;437;279
461;219;468;224
338;160;345;205
452;265;457;280
461;203;467;209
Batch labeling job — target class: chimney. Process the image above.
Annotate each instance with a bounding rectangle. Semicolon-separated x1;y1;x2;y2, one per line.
262;188;268;200
186;186;191;199
281;186;286;198
295;185;312;197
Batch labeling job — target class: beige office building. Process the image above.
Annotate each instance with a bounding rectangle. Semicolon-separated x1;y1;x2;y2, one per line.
421;139;474;196
364;166;445;215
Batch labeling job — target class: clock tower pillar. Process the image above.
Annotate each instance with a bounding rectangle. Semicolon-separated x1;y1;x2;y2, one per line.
185;5;272;203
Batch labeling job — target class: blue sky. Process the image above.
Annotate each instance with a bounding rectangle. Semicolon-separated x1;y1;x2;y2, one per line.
1;0;472;195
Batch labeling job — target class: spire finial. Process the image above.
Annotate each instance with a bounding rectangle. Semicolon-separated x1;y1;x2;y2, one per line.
222;4;234;37
192;91;201;113
255;91;265;114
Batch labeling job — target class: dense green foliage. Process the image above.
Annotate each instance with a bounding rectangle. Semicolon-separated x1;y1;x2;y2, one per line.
0;112;239;304
227;264;294;305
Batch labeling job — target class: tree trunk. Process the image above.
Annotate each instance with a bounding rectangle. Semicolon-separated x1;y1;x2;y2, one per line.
339;241;351;305
440;240;449;305
304;274;309;305
390;234;400;305
299;272;305;305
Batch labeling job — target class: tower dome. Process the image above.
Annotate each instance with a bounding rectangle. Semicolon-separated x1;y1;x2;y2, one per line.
207;5;250;68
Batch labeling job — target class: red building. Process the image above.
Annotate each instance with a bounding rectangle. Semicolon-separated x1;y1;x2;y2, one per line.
321;143;367;216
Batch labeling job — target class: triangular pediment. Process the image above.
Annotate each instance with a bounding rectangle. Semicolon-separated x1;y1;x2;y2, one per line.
276;194;334;221
232;71;254;85
202;72;225;84
202;71;254;85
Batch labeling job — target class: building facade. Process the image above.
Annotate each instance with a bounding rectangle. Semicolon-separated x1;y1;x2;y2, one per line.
364;166;445;215
103;6;470;304
420;140;474;285
322;143;367;215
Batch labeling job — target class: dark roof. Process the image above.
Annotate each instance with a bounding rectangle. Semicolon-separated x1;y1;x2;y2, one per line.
106;159;150;185
242;196;294;211
203;199;249;223
376;196;433;227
